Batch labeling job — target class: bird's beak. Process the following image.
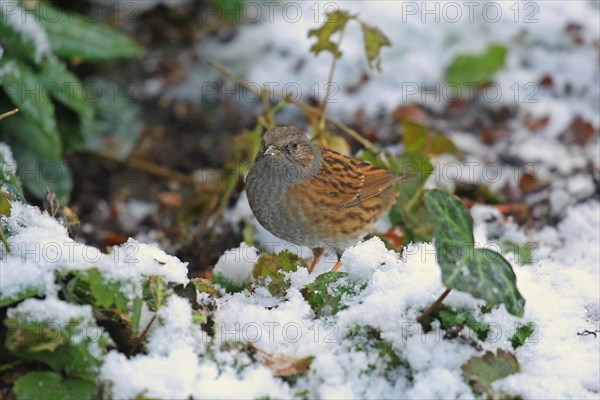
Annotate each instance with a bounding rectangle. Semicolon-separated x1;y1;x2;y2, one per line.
264;144;280;157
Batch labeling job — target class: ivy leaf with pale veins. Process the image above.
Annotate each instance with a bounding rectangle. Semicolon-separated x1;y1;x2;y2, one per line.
308;10;354;58
425;190;525;317
360;23;391;72
461;350;520;397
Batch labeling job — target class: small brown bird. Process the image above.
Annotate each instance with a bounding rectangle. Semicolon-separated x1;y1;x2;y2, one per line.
246;126;404;273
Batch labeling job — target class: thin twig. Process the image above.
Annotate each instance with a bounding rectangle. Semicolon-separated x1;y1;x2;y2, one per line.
207;61;380;154
0;108;19;121
417;288;452;322
318;25;347;136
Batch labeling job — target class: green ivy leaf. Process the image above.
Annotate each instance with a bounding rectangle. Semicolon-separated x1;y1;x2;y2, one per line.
446;44;507;90
510;322;535;349
29;2;143;62
425;190;525;316
13;372;96;400
308;10;354;58
359;23;391;72
390;153;435;242
461;350;519;397
301;272;363;316
501;240;534;266
425;189;474;253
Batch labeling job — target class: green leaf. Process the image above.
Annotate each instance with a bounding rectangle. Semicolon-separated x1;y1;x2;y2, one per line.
510;322;535;349
402;120;461;158
389;154;435;242
10;142;72;202
501;240;534;266
143;275;168;311
346;325;410;381
461;350;519;397
212;274;248;294
29;2;143;62
83;78;140;160
0;142;25;202
5;316;104;382
0;287;39;308
438;306;489;341
0;3;51;64
191;278;219;298
425;189;474;253
425;190;525;316
253;250;304;279
308;10;354;58
253;251;306;297
88;268;129;312
209;0;244;23
358;151;435;242
39;60;93;117
0;59;62;159
301;272;363;316
446;44;507;90
13;372;96;400
360;23;391;72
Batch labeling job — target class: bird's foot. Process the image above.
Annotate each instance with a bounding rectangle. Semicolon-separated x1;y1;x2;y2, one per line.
331;259;342;272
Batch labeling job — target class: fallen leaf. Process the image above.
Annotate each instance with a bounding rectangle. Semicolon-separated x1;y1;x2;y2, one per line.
461;349;520;397
561;117;598;145
523;114;550;131
519;172;539;193
255;349;313;377
393;105;427;124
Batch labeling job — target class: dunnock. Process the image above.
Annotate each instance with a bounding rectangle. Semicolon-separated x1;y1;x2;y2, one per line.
246;126;404;272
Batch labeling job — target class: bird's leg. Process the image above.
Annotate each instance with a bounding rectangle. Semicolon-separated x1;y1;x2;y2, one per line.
331;252;343;271
308;248;324;273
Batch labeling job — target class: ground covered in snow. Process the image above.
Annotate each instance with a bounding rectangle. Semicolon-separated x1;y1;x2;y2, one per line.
1;1;599;399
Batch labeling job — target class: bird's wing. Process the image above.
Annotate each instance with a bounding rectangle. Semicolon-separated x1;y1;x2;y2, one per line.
312;149;402;209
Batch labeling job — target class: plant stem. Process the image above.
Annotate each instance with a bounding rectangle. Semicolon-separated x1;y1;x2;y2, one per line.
0;108;19;121
318;25;347;138
81;150;220;192
128;314;157;356
207;61;379;154
417;288;452;322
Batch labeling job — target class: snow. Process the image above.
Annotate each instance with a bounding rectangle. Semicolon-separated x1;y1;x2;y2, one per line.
212;241;259;287
1;0;599;398
2;195;599;398
7;296;93;323
0;202;189;302
0;0;53;63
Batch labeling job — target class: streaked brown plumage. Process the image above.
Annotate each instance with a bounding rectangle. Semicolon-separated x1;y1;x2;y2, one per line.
246;126;404;272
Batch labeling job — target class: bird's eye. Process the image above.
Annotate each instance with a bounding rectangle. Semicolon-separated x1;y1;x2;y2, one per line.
290;143;299;151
